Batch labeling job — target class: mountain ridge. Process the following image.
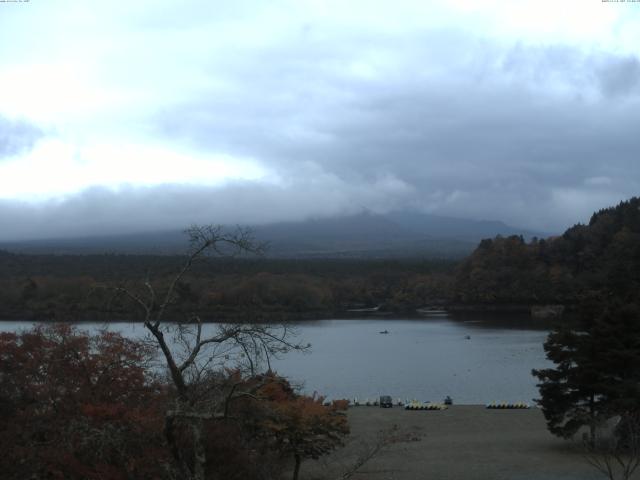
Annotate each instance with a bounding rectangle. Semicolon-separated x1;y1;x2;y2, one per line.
0;210;548;258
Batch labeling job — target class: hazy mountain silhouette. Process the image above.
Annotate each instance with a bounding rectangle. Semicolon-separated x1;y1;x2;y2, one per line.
0;211;547;258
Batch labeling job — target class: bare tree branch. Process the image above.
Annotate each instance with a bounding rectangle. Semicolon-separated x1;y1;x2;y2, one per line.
582;414;640;480
98;224;306;480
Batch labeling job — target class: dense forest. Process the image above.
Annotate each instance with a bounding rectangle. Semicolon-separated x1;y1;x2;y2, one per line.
453;197;640;310
0;253;455;321
1;197;639;321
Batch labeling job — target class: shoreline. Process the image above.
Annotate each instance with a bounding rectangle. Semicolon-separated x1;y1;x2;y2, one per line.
0;306;552;323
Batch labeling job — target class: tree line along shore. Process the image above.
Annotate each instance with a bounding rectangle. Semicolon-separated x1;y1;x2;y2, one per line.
1;197;639;322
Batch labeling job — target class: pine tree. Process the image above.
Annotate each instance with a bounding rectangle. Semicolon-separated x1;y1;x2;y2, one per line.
590;303;640;414
533;298;640;443
533;325;604;442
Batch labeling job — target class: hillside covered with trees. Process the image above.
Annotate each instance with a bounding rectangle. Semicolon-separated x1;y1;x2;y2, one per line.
453;197;640;309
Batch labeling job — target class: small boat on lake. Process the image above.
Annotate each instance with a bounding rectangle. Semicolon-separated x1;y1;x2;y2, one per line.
416;306;448;315
379;329;389;334
348;305;381;313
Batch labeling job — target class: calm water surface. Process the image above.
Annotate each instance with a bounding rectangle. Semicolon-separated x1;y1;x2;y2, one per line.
1;314;553;404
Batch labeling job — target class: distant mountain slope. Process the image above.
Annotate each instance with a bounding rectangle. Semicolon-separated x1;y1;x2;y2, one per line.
0;211;546;258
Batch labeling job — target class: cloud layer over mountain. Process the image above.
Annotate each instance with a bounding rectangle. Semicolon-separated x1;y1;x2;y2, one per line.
1;1;639;240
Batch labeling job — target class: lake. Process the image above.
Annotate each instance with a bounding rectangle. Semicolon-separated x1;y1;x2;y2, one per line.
0;314;553;405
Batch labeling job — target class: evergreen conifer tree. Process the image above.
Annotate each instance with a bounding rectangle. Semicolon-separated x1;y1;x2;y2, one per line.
533;298;640;443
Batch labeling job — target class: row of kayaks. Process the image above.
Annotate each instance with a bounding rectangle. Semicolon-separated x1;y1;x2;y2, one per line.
486;402;530;409
405;402;448;410
346;398;447;407
324;399;532;409
345;398;404;407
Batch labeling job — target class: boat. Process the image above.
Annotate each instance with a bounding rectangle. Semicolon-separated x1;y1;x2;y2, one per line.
379;329;389;334
347;305;381;313
416;306;448;315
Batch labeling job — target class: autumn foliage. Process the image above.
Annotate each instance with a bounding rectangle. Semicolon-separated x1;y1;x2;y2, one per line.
255;374;350;480
0;325;350;480
0;324;167;479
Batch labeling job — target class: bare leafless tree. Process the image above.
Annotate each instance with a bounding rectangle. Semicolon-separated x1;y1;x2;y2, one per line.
109;225;308;480
305;424;420;480
582;413;640;480
337;425;420;480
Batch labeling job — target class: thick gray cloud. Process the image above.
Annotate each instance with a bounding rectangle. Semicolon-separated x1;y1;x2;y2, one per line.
2;2;640;240
154;38;640;232
0;116;42;158
0;182;381;241
597;55;640;97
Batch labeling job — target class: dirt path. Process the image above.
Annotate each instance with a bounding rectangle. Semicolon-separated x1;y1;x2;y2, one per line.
303;406;613;480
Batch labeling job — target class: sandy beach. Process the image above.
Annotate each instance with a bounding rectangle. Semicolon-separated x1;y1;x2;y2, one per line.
304;406;612;480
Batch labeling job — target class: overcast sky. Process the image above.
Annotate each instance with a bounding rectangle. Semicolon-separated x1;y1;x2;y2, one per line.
1;0;639;241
